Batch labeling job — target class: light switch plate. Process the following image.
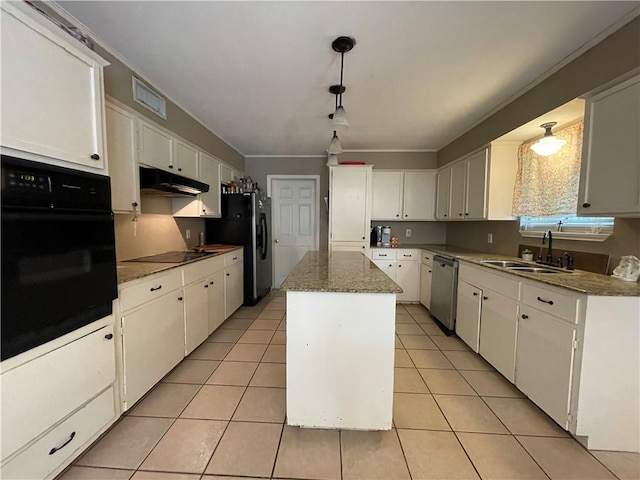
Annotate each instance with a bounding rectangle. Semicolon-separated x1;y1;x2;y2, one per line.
487;233;493;243
406;229;412;237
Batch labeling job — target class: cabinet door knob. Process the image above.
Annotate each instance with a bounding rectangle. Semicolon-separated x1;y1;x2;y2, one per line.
396;214;399;217
472;292;478;296
464;213;469;216
521;314;529;319
483;296;488;300
226;273;230;276
90;153;100;160
210;281;214;285
362;246;365;249
169;165;174;169
398;264;402;268
443;214;447;217
132;202;138;207
178;296;183;301
178;168;182;172
362;236;366;240
204;284;209;288
104;333;113;340
459;213;463;216
404;214;408;217
582;203;591;208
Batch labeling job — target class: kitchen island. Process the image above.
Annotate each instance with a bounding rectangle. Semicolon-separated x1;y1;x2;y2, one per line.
281;251;402;430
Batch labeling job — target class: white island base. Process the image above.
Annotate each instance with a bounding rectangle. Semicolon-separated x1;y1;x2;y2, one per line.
286;290;396;430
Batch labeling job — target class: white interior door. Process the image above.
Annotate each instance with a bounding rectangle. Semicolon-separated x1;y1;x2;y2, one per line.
272;179;318;287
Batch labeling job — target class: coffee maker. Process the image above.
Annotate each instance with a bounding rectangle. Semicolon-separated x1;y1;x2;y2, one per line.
381;226;392;247
371;225;383;246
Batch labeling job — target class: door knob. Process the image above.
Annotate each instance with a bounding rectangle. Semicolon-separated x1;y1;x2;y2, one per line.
274;238;279;243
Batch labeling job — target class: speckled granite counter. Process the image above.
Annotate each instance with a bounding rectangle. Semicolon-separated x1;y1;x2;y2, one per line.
375;244;640;297
281;251;402;293
116;245;242;284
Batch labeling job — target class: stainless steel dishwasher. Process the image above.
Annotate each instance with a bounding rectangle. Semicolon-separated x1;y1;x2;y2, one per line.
430;255;459;334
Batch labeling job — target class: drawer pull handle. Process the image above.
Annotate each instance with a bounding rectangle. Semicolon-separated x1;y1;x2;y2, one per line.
232;257;238;260
49;431;76;455
104;333;114;340
403;254;411;257
521;314;529;319
582;203;590;208
472;292;478;296
537;296;554;305
380;254;387;257
150;285;162;292
90;153;100;160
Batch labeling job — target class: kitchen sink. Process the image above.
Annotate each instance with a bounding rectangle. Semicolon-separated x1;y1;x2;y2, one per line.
507;266;568;274
480;260;531;268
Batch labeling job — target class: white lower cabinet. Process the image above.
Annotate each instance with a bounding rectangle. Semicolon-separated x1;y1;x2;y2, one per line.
479;291;519;382
184;280;210;355
1;387;115;480
207;271;226;333
455;280;482;352
121;290;185;408
0;320;117;480
225;262;244;318
371;249;420;302
516;307;577;429
419;250;434;310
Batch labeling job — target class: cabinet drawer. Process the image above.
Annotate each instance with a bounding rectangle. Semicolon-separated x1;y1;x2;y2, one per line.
224;249;243;267
421;250;434;267
1;387;116;480
1;325;116;460
372;249;396;260
396;249;421;261
459;263;520;301
183;255;225;285
119;269;182;312
521;283;579;323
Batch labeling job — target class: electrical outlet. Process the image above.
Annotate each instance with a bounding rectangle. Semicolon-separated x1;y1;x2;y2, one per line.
487;233;493;244
186;229;191;239
406;229;412;238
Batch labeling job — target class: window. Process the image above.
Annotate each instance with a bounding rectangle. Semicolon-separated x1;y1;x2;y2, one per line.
519;214;614;241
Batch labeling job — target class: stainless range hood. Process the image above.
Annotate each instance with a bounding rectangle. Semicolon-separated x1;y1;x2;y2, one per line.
139;166;210;198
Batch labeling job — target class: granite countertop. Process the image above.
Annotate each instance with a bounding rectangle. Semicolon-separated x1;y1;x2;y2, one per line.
374;244;640;297
116;245;242;285
281;251;403;294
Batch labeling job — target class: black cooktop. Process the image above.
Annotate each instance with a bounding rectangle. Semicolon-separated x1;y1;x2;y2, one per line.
124;251;213;263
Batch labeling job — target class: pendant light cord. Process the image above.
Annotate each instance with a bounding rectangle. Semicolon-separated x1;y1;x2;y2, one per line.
338;51;344;107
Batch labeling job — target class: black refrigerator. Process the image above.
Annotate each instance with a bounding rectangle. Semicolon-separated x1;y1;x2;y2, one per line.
205;193;272;305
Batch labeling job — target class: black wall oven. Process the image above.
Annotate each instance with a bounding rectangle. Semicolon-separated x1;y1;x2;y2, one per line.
1;155;117;361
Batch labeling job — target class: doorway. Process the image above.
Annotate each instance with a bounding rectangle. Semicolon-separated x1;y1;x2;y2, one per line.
268;176;320;287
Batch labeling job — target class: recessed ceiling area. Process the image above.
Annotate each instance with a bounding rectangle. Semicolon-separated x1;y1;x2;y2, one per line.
57;1;638;156
495;98;586;144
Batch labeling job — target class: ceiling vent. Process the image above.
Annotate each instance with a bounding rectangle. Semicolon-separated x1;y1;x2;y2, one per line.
132;76;167;119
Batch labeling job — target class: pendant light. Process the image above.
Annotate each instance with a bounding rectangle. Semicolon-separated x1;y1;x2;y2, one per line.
330;36;354;129
327;131;343;154
530;122;566;156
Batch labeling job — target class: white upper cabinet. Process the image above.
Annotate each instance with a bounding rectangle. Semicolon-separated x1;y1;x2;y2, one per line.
1;2;108;173
174;140;199;179
198;152;221;216
436;143;518;221
220;164;233;184
371;170;436;220
138;120;173;171
578;74;640;217
329;165;372;245
105;103;140;214
371;171;404;219
436;167;451;220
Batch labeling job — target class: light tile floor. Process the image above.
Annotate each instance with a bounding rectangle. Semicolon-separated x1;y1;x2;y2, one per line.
60;291;638;480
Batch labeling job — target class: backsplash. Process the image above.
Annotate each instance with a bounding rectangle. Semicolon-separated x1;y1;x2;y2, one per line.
114;213;204;261
518;244;610;274
370;221;446;245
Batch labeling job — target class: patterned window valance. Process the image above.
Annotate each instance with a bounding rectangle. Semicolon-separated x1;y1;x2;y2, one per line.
512;120;584;217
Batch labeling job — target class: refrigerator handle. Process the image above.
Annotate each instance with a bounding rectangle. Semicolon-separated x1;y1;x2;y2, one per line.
259;214;268;260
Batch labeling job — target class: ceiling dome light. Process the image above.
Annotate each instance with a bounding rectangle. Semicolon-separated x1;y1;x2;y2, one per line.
530;122;566;156
327;131;343;154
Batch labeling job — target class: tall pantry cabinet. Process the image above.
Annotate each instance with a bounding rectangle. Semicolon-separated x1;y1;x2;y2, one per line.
328;165;373;256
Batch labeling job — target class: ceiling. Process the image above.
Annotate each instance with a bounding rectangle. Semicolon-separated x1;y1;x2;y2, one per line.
57;1;638;157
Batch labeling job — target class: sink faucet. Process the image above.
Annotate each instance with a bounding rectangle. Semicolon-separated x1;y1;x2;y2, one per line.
542;230;553;264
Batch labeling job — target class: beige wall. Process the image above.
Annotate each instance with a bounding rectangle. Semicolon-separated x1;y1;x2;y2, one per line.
445;218;640;273
339;151;438;169
438;16;640;166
